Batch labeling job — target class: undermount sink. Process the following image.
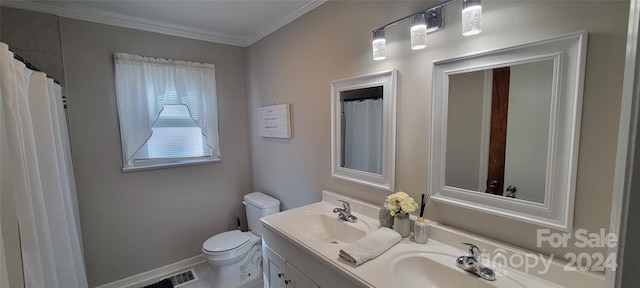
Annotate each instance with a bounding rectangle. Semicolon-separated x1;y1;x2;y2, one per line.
390;252;524;288
291;213;370;244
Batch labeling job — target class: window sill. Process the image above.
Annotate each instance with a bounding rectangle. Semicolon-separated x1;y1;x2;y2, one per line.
122;157;220;172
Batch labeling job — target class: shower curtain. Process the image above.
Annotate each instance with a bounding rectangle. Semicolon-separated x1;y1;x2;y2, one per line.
0;42;88;287
343;98;383;174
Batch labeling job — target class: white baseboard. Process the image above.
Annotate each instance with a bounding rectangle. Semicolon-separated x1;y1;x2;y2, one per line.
95;255;205;288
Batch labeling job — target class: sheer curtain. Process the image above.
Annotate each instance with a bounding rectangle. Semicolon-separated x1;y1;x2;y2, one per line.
0;42;88;288
343;98;383;174
113;53;220;166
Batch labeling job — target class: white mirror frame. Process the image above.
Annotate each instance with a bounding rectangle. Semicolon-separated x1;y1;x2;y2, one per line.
331;70;397;191
429;31;587;231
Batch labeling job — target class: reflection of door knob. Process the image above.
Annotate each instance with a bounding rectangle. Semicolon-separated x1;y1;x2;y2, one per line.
488;180;499;188
505;185;517;198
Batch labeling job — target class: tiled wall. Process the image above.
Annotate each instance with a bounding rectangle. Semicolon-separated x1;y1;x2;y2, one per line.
1;7;65;85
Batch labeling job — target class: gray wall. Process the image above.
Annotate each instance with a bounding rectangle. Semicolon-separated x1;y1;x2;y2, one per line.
58;19;251;286
248;0;628;265
0;7;65;85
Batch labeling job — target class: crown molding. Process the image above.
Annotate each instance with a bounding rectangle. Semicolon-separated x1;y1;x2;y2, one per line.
1;0;327;47
247;0;327;45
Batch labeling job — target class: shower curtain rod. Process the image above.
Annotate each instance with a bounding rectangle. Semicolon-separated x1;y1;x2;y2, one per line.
342;95;383;102
10;49;66;108
11;51;60;85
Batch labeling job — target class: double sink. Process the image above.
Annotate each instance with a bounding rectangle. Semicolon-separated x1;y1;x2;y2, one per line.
260;191;569;287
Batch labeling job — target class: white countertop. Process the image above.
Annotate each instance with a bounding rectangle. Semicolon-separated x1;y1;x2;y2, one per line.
260;190;605;288
262;201;568;287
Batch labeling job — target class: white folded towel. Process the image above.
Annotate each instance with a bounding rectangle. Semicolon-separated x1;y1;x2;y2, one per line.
338;227;401;265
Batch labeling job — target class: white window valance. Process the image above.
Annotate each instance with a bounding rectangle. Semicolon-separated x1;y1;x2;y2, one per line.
114;53;220;169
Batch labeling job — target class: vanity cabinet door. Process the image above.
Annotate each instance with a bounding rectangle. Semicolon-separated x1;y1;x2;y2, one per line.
285;263;320;288
263;245;286;288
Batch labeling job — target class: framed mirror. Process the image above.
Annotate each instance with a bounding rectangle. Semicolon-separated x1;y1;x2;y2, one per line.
429;32;587;231
331;70;397;191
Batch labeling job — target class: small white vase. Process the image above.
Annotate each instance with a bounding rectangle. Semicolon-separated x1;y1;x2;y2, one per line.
393;214;411;238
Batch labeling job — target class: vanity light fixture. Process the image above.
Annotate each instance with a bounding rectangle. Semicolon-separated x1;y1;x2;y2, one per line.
410;13;428;50
372;29;386;60
462;0;482;36
371;0;482;60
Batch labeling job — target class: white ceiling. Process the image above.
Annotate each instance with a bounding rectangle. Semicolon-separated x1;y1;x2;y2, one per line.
1;0;327;47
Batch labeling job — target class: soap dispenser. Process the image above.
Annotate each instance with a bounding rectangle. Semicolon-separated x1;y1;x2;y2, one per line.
413;217;428;244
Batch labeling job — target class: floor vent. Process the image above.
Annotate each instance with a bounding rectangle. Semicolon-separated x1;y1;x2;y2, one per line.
167;269;198;287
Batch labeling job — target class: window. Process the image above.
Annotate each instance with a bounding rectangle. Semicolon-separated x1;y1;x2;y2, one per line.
114;53;220;171
135;105;211;163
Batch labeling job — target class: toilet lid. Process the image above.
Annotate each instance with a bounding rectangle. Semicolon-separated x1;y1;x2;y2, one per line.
203;230;250;253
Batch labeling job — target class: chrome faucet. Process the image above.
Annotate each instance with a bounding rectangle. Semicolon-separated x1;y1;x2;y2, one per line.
455;243;496;281
332;200;357;223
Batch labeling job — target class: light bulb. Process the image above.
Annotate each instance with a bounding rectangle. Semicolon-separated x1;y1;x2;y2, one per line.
462;0;482;36
411;24;427;50
372;29;386;60
373;39;386;60
410;13;427;50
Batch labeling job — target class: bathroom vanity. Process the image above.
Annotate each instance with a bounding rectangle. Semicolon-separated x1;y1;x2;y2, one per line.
262;223;357;287
260;190;604;288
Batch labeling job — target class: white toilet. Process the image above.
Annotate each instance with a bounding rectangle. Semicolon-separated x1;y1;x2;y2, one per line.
202;192;280;287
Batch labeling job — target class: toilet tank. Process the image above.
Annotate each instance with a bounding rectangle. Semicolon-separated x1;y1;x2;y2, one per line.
243;192;280;236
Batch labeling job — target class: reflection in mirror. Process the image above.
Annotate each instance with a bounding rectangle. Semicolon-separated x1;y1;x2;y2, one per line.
446;60;554;203
429;31;587;230
340;86;383;174
331;70;397;191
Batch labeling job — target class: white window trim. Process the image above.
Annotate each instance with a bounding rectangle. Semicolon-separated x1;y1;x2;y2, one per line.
122;157;221;172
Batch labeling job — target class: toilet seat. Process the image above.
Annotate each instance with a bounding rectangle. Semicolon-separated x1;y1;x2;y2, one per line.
202;230;259;263
203;230;250;252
